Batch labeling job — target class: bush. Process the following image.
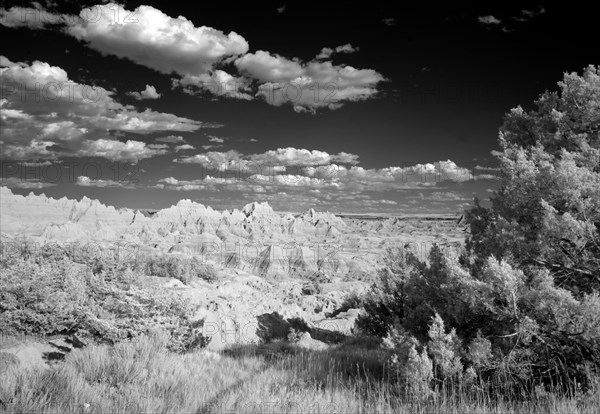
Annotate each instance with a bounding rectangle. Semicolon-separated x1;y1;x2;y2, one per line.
427;313;463;380
360;66;600;393
301;282;322;295
356;247;421;338
189;258;219;283
0;246;207;352
0;258;88;335
383;323;433;399
146;255;218;284
362;245;600;391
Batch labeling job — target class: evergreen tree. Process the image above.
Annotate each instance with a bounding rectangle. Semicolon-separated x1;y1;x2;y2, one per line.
466;65;600;294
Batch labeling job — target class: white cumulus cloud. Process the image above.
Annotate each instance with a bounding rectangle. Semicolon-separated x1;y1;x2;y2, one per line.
316;43;359;59
478;15;502;25
76;176;135;188
236;51;385;112
68;3;249;76
126;84;161;100
0;56;205;161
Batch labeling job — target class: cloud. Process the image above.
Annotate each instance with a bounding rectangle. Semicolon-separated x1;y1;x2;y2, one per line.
514;7;546;22
478;15;502;25
474;165;500;171
277;5;287;14
248;174;339;188
201;135;225;150
148;143;169;150
426;191;471;202
156;135;185;144
158;159;471;192
76;176;135;188
316;44;359;60
381;18;395;26
1;3;385;113
156;176;268;192
154;166;473;213
316;48;334;60
0;56;204;161
175;144;194;152
235;51;304;83
175;149;243;169
335;44;359;54
332;152;360;164
67;3;249;76
156;175;333;191
174;49;385;111
126;84;161;100
173;70;253;100
1;176;56;189
522;7;546;17
473;173;501;182
235;51;385;112
0;3;248;76
249;148;357;166
328;161;473;190
77;139;167;162
168;148;473;193
175;147;361;169
208;135;225;143
477;8;545;33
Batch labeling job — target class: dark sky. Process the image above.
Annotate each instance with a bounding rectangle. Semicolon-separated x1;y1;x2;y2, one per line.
0;1;596;213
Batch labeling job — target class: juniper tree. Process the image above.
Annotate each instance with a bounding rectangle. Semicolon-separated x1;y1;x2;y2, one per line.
466;65;600;294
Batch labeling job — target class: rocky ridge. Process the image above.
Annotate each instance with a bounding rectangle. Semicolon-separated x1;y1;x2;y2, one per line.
1;187;466;353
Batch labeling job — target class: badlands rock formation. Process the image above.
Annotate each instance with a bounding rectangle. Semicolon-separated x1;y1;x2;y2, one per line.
0;187;466;350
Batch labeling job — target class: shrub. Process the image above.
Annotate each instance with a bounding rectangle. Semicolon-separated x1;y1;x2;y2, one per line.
360;66;600;392
363;244;600;390
146;255;219;284
0;258;88;335
356;247;421;338
0;251;207;352
0;352;20;372
301;282;321;295
287;327;303;343
383;322;433;398
427;313;463;380
189;258;219;283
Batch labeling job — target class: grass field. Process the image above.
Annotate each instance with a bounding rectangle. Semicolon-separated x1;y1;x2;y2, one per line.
1;332;598;414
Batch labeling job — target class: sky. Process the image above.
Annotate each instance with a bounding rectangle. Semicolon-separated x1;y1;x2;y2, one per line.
0;1;596;213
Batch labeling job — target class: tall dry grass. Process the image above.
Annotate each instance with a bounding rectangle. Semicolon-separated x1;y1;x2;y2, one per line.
1;332;598;414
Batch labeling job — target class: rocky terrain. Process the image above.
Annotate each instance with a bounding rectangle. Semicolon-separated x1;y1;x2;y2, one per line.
0;186;466;362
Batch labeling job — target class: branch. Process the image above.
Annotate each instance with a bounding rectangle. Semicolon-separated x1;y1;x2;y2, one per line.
532;258;596;278
496;332;519;338
560;330;585;336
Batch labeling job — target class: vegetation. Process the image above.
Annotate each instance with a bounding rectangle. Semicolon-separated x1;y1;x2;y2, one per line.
466;64;600;292
1;332;599;414
357;66;600;398
0;66;598;412
145;254;219;284
0;243;207;352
